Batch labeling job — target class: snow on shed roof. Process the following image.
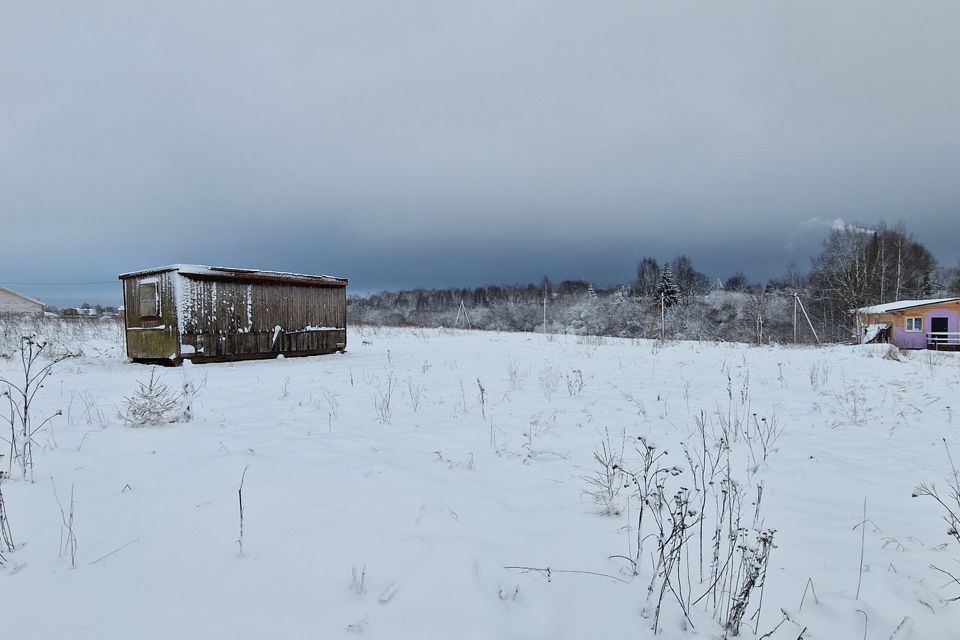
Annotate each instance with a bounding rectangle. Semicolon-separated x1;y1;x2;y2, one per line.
118;265;347;286
857;298;960;314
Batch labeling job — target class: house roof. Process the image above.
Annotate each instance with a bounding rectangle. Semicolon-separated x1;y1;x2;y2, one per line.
118;265;348;287
0;285;44;306
857;297;960;314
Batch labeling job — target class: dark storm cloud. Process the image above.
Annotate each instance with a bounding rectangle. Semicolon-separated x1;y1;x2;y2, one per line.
2;1;958;306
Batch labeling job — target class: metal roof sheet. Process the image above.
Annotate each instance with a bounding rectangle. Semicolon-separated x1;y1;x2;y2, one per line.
118;265;347;286
857;298;960;314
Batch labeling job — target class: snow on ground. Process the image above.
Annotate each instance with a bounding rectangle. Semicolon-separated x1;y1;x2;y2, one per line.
2;325;960;639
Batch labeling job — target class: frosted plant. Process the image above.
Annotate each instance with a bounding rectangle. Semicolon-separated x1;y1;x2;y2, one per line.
582;428;625;516
121;369;182;427
538;363;560;401
565;369;584;397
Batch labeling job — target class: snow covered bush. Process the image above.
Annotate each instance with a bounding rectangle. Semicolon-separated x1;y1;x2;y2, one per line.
121;369;187;427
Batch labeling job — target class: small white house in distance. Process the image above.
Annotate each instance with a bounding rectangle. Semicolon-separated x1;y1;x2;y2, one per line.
0;285;43;316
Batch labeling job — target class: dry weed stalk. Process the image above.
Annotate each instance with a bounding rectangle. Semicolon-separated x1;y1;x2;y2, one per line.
596;413;776;635
0;480;14;563
373;373;396;423
52;479;77;568
914;438;960;601
406;379;425;412
237;465;250;555
1;335;70;481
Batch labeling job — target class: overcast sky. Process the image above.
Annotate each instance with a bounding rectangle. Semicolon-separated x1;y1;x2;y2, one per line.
2;1;958;307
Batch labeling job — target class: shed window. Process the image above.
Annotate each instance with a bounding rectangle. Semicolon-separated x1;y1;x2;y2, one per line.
139;283;159;318
905;317;923;332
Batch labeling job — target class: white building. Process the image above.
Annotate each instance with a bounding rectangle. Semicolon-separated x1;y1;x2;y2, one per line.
0;285;44;316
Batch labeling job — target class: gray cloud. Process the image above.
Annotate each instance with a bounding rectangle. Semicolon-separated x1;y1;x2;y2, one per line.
2;1;958;306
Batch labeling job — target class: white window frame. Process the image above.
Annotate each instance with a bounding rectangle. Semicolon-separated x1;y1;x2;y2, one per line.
905;316;923;332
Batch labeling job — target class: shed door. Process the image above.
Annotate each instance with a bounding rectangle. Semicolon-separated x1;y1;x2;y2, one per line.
931;317;948;343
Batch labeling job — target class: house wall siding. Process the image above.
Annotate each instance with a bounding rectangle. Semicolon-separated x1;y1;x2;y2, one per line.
891;325;928;349
924;308;959;343
0;289;43;315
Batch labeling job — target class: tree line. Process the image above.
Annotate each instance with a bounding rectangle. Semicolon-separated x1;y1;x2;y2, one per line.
349;222;960;344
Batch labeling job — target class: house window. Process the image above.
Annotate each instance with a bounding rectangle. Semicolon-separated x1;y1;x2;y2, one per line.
905;317;923;332
138;282;159;318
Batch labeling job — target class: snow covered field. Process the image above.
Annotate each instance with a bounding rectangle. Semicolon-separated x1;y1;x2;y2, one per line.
2;324;960;639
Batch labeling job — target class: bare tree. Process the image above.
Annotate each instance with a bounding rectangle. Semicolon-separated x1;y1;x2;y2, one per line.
863;223;937;302
672;254;710;297
810;223;939;341
724;272;750;292
809;225;880;341
634;257;661;298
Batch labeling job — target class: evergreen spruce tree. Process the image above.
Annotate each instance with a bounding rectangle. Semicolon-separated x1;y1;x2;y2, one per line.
655;263;681;307
919;270;939;297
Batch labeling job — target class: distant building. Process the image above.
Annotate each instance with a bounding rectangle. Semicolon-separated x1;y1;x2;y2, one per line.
118;265;348;365
0;285;43;316
856;298;960;350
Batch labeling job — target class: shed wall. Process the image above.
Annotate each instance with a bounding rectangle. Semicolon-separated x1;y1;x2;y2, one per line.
121;270;347;363
178;277;346;361
122;272;181;360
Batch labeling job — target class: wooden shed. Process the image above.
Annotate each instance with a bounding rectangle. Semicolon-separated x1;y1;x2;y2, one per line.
119;265;348;364
856;297;960;350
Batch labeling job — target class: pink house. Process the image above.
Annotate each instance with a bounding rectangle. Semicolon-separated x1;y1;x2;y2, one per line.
857;298;960;350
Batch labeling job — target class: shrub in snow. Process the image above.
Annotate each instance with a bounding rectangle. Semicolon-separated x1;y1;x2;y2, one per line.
537;363;560;401
121;369;189;427
582;428;625;516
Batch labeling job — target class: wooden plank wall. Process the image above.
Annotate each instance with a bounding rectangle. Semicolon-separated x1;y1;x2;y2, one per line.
182;279;346;360
122;272;180;359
